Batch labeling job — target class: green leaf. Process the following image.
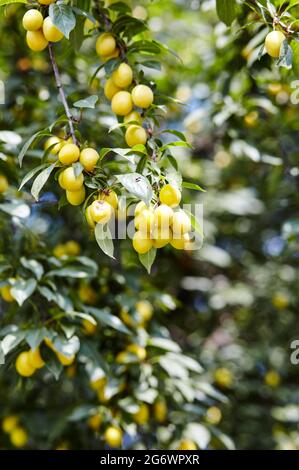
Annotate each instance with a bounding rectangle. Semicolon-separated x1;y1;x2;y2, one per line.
185;208;204;238
11;278;37;306
68;405;96;422
49;3;76;39
25;328;48;350
182;181;206;192
1;331;25;358
0;0;28;6
84;306;130;335
216;0;237;26
95;224;115;259
0;201;30;219
116;173;153;205
20;257;44;280
73;95;98;109
19;163;49;191
18;129;51;167
139;248;157;274
161;129;187;142
148;337;181;352
31;163;57;201
277;40;293;69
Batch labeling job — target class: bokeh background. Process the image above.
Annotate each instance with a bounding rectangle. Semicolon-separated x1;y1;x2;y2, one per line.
0;0;299;450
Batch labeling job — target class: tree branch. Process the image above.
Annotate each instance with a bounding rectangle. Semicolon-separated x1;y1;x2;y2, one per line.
48;43;78;145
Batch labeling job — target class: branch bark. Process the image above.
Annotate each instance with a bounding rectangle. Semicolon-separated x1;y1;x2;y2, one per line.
48;43;78;145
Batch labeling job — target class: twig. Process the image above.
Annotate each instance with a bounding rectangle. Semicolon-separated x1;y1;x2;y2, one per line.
48;43;78;145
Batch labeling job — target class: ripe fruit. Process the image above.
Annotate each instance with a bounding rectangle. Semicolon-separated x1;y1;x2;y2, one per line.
134;201;148;217
0;174;9;193
206;406;222;425
28;348;45;369
178;440;197;450
66;187;86;206
131;84;154;108
59;143;80;165
112;63;133;88
26;30;48;52
56;351;75;366
159;184;181;207
104;426;122;448
15;352;35;377
132;231;153;254
85;205;95;229
61;167;84;191
43;16;64;42
90;200;113;224
45;136;62;155
99;190;118;210
96;33;116;57
90;376;106;391
2;415;19;434
153;400;167;423
133;403;149;425
10;427;28;448
53;243;66;257
111;91;133;116
264;370;281;388
214;367;233;388
170;232;190;250
88;413;102;431
22;10;43;31
104;78;121;100
244;111;258;128
125;125;147;147
272;293;289;310
127;343;147;361
124;111;142;125
38;0;56;4
103;48;120;62
79;284;97;304
0;284;14;302
79;148;99;172
135;209;154;233
136;300;153;323
152;227;171;248
82;319;97;335
265;30;286;58
64;240;80;256
172;210;191;235
154;204;174;228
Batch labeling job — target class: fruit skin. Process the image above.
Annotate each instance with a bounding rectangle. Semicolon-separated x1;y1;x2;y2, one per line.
265;370;281;388
85;205;96;229
154;204;174;228
124;111;142;125
62;167;84;191
0;284;14;302
28;348;45;369
132;231;153;254
152;227;171;248
214;367;233;388
53;243;66;257
15;352;35;377
99;190;118;210
134;201;148;217
244;111;258;128
90;200;113;224
178;440;197;450
133;403;149;425
102;48;120;62
170;232;190;250
136;300;153;323
265;30;286;58
206;406;222;425
104;426;123;448
59;143;80;165
159;184;181;207
131;84;154;108
135;209;154;233
112;63;133;88
43;16;64;42
96;33;116;57
104;78;121;100
79;148;99;172
82;319;97;335
38;0;56;4
127;343;147;361
22;10;43;32
66;187;86;206
10;427;29;448
172;210;191;235
272;293;289;310
64;240;80;255
45;136;62;155
111;91;133;116
79;284;97;304
56;351;75;366
2;415;19;434
0;174;9;193
153;400;167;423
88;413;102;431
125;125;147;147
26;30;48;52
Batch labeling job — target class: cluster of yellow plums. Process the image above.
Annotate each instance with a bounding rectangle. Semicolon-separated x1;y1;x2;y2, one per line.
44;135;101;206
2;415;28;448
15;340;75;377
132;184;193;255
97;33;154;147
22;6;64;52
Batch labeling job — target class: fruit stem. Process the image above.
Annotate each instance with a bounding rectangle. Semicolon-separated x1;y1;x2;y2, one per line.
48;43;78;146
